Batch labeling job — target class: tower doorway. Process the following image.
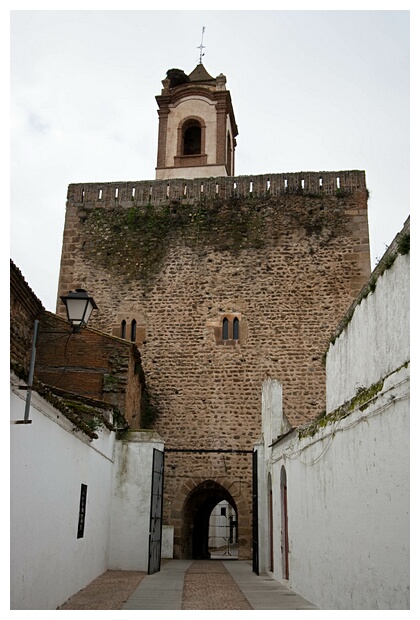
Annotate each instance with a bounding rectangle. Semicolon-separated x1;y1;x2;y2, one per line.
181;480;238;560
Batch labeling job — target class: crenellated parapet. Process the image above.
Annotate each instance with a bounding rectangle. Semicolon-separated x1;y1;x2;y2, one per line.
67;170;367;210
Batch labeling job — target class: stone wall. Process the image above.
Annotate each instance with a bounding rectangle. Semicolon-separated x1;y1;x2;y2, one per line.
57;170;371;559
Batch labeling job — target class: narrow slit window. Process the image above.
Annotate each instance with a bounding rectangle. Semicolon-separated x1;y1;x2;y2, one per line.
222;318;229;340
115;188;119;199
301;179;305;189
121;320;126;339
98;189;103;200
336;177;341;189
131;319;137;342
77;484;87;539
132;187;136;198
233;317;239;340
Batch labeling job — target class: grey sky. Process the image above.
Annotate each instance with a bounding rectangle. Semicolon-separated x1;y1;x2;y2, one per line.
10;9;410;312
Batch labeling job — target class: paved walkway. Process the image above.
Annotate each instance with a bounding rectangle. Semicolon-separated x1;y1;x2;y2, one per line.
123;560;317;610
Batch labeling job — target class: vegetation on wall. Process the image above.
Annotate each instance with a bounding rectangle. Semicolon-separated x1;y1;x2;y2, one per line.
298;360;409;440
298;378;385;439
81;194;346;285
141;384;161;429
323;228;410;358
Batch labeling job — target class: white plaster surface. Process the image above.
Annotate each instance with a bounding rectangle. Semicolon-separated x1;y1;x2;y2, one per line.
108;430;164;571
326;254;409;412
11;381;165;608
10;382;115;610
156;164;227;180
273;369;410;609
165;97;217;165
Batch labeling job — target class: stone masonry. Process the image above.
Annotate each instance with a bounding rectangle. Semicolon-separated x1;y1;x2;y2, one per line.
56;171;370;559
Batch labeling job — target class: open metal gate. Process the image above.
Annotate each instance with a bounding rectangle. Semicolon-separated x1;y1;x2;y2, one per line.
148;448;164;575
252;449;259;574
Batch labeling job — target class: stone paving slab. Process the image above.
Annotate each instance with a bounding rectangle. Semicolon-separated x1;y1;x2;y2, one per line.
123;560;192;610
224;560;317;610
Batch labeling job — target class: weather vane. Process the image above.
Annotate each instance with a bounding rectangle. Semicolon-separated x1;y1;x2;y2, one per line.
198;26;205;64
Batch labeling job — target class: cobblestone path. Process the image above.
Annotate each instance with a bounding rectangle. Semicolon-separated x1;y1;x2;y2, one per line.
181;560;252;610
57;570;146;610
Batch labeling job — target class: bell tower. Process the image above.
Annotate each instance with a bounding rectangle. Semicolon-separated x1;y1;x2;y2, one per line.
155;64;238;180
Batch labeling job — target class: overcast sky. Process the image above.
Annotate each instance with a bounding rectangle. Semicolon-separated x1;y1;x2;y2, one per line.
10;8;411;312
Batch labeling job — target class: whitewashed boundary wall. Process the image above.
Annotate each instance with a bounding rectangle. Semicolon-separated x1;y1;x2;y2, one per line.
10;377;116;610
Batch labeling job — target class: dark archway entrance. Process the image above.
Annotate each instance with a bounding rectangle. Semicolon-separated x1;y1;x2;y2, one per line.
181;480;238;560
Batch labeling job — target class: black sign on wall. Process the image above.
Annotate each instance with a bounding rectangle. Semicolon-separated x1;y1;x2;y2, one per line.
77;484;88;539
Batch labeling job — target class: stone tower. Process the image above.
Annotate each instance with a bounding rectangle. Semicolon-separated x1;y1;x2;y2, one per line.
155;64;238;179
57;64;371;562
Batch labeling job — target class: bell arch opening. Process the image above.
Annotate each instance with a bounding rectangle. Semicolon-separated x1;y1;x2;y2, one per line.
183;122;202;155
181;480;238;560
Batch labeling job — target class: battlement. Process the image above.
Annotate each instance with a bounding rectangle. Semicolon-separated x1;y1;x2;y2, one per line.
67;170;366;209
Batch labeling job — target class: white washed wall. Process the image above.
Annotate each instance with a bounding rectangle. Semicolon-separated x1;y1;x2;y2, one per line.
272;367;409;609
259;379;287;575
326;254;409;411
108;430;164;571
10;379;116;610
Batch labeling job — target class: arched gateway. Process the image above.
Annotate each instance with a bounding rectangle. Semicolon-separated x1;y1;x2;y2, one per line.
169;477;251;560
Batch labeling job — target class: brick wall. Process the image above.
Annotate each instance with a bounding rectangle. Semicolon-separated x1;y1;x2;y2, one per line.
57;170;371;559
35;313;144;427
10;260;44;371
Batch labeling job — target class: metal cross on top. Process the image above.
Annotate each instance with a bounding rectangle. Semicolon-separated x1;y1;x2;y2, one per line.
198;26;205;64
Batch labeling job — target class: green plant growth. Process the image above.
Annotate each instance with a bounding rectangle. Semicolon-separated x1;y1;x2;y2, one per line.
397;232;410;255
141;385;161;429
298;378;385;439
81;194;346;286
324;229;410;353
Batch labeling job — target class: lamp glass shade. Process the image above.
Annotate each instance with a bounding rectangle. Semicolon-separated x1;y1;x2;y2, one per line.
65;298;93;326
61;289;97;329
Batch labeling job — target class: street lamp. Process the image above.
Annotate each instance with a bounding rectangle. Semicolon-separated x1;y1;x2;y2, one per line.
60;289;98;333
16;288;98;424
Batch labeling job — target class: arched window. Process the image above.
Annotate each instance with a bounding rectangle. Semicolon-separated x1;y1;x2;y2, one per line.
233;317;239;340
131;319;137;343
222;317;229;340
183;121;202;155
121;320;126;339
